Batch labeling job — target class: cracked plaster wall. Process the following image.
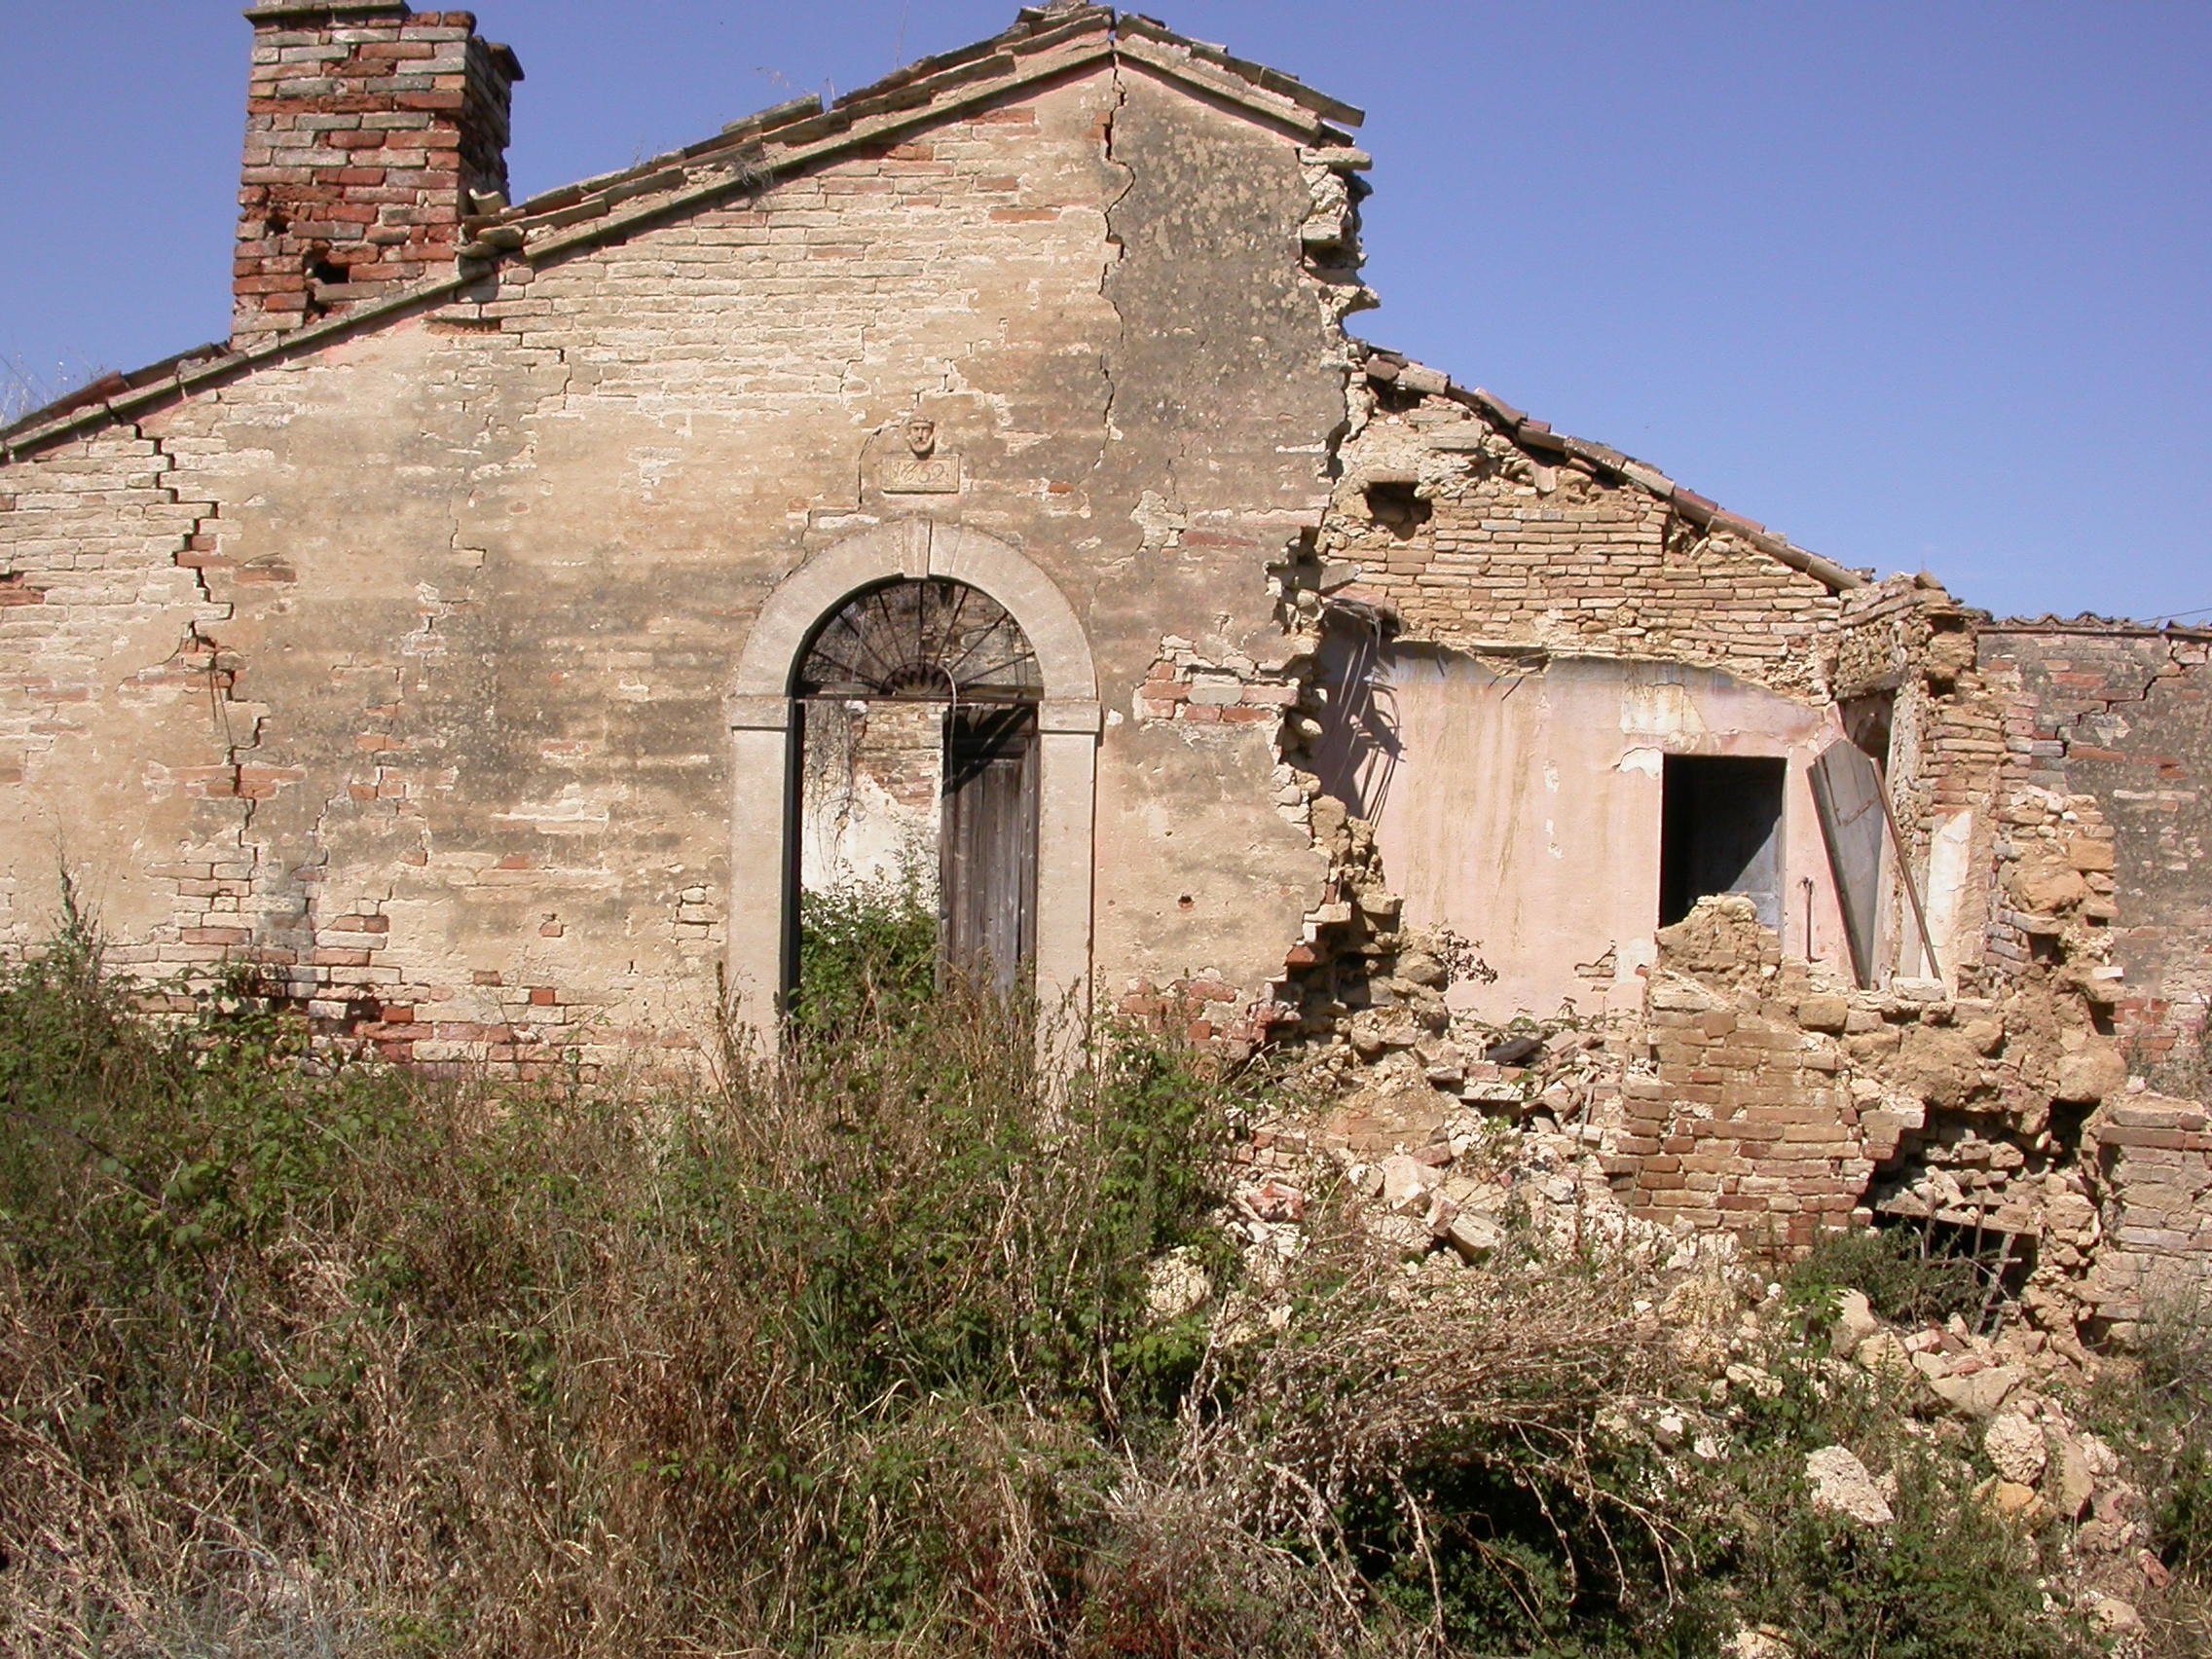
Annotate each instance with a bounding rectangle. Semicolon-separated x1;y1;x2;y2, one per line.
1342;652;1857;1022
1264;361;1866;1033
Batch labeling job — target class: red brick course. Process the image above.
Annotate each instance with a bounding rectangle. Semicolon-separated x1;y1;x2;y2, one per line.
233;6;519;345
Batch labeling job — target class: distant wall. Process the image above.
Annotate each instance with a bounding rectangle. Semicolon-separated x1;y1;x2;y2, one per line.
1984;627;2212;1055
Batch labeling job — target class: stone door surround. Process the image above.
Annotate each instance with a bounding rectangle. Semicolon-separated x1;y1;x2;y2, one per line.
726;519;1101;1042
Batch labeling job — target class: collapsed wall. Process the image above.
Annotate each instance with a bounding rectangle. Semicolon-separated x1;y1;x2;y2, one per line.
9;4;2210;1340
1215;346;2212;1342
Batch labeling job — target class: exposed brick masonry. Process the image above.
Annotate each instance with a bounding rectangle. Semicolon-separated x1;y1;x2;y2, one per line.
1984;627;2212;1055
234;2;521;346
1321;355;1851;705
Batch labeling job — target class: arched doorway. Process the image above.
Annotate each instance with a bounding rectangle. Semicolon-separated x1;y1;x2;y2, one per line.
793;576;1042;994
725;521;1100;1046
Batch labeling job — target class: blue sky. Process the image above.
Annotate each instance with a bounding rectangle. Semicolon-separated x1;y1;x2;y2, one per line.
4;2;2206;622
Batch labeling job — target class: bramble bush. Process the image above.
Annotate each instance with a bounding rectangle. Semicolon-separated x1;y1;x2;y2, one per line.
792;868;940;1037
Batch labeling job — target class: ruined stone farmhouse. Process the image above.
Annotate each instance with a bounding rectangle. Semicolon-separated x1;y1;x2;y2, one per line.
4;2;2210;1326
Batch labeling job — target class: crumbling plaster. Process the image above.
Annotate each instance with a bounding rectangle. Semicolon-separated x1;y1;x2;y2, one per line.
1349;652;1858;1021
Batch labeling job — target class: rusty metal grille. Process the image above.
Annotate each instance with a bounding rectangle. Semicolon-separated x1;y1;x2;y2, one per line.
793;577;1041;703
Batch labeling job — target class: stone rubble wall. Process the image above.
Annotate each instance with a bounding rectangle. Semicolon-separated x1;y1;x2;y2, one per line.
1618;916;1866;1255
1982;626;2212;1060
2082;1094;2212;1340
1597;894;2205;1345
1240;885;2208;1347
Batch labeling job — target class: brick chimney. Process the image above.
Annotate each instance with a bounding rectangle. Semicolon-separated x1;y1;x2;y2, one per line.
233;3;522;347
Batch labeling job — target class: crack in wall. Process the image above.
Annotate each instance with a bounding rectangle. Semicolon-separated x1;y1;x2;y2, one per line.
138;423;258;788
2044;637;2198;759
1093;62;1133;457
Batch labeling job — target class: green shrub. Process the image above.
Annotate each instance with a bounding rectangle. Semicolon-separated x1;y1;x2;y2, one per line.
0;917;1241;1656
1784;1222;1989;1327
793;869;940;1036
1711;1339;2087;1659
1725;1440;2081;1659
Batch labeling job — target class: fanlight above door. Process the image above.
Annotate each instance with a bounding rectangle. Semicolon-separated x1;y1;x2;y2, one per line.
793;577;1042;704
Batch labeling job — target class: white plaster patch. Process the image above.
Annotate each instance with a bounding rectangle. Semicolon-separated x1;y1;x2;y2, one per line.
1618;936;1657;981
1621;682;1706;739
1920;808;1975;984
1129;489;1188;551
494;786;616;833
1618;746;1664;777
629;445;682;497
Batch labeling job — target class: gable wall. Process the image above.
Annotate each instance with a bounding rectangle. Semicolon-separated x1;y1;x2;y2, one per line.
0;60;1353;1068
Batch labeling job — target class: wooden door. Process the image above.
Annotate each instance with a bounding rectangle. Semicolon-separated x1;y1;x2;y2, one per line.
1811;739;1886;986
940;704;1038;995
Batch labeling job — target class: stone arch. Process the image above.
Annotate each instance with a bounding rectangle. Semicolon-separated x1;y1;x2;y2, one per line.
731;519;1097;705
725;520;1100;1041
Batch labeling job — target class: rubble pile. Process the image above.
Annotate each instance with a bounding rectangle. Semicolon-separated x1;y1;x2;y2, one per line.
1223;1112;2186;1649
1230;1039;1689;1275
1816;1290;2172;1642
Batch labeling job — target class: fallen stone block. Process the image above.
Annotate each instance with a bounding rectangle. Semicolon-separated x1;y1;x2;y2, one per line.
1927;1362;2025;1419
1983;1411;2046;1486
1805;1445;1893;1527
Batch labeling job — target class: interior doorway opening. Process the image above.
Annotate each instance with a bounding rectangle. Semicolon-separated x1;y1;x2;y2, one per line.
790;576;1042;1005
1659;755;1788;931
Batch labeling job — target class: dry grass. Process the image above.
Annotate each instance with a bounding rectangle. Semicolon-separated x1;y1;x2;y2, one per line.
0;912;2103;1657
0;906;1702;1656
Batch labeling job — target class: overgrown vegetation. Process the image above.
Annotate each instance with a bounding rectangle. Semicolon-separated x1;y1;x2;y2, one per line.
1712;1308;2083;1659
0;906;2109;1656
793;869;940;1036
1;352;106;429
1785;1222;1992;1329
2083;1280;2212;1655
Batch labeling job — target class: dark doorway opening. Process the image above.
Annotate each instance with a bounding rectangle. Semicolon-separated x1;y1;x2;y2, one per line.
1660;756;1787;930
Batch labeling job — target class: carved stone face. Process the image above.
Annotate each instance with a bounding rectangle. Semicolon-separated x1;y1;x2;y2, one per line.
903;417;937;458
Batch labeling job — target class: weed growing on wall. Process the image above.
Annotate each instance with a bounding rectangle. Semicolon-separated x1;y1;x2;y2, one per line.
0;353;108;428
